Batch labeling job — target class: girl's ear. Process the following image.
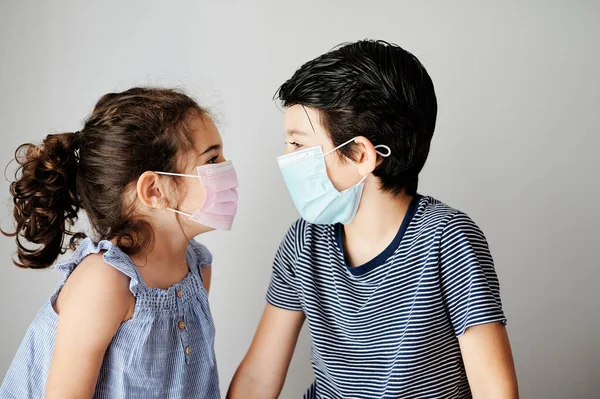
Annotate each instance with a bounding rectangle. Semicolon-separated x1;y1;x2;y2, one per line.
136;172;167;209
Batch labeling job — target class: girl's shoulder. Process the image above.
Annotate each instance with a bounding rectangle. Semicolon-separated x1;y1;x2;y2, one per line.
54;252;135;322
56;237;143;295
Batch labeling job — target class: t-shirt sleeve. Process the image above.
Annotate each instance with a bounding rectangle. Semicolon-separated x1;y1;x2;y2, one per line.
266;220;304;312
439;212;506;337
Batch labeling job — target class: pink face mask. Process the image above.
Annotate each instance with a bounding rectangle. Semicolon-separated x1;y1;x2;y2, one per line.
156;161;239;231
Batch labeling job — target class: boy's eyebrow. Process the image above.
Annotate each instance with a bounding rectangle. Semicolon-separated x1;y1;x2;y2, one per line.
199;144;221;156
286;129;310;136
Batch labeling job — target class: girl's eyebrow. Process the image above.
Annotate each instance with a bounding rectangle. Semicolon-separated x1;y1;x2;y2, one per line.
198;144;221;156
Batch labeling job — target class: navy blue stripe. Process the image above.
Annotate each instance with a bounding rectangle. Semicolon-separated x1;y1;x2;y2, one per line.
335;194;422;276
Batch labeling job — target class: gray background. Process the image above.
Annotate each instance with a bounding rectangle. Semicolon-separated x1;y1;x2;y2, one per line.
0;1;598;398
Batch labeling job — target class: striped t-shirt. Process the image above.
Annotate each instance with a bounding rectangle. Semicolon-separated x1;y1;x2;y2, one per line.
266;195;506;398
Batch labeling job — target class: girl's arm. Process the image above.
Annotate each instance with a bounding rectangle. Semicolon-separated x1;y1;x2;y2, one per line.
45;254;135;399
459;322;519;398
227;303;305;399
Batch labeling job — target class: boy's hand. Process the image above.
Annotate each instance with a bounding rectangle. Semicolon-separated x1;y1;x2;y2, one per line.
227;303;305;399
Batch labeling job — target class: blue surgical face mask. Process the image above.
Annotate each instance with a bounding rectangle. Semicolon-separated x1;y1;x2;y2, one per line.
277;138;391;225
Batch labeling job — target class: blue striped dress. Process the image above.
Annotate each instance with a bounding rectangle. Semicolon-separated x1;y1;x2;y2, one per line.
266;195;507;398
0;238;220;399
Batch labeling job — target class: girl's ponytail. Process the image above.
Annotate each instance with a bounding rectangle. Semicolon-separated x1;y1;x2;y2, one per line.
3;132;84;269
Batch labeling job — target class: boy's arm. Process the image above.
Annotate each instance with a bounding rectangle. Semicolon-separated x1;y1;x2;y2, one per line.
438;212;517;397
227;303;305;399
202;264;212;293
459;322;519;398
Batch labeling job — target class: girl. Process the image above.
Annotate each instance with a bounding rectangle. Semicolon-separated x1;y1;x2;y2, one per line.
0;87;238;398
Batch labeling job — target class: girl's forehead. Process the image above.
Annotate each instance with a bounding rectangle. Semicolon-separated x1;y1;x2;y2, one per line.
190;116;222;149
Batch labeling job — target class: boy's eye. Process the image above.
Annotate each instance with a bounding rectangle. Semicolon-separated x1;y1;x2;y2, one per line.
286;141;303;150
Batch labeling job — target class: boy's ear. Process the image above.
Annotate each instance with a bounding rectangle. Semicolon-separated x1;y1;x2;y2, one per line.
353;136;379;177
136;171;167;208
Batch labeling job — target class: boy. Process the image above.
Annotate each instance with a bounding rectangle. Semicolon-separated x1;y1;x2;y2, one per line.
229;40;518;398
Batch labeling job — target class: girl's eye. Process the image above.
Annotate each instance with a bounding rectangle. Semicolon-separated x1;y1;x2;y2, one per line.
207;155;219;164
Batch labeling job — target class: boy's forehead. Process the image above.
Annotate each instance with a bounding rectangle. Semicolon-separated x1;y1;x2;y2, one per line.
283;105;326;139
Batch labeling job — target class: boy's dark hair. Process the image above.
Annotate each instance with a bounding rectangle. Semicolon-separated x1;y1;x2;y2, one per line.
276;39;437;196
3;87;206;269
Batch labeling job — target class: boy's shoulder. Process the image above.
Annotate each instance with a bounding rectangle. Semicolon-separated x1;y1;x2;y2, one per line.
416;196;488;247
418;195;461;220
413;195;478;236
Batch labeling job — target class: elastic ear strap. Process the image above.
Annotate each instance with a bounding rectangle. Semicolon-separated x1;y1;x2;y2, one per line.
166;207;192;217
375;145;392;157
324;138;357;156
324;140;392;158
155;171;198;178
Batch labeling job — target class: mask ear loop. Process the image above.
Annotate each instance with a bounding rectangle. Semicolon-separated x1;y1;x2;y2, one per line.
375;144;392;157
155;171;198;178
324;140;392;158
166;208;193;217
324;142;391;185
356;146;392;185
154;171;197;217
324;138;357;156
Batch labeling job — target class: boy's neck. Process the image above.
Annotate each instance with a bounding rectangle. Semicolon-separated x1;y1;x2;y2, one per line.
341;178;414;268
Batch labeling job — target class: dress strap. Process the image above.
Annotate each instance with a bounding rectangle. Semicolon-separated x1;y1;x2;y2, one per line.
185;239;213;281
55;237;144;296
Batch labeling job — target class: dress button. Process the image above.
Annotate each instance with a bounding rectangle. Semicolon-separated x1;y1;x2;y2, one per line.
177;289;183;298
185;346;191;355
178;321;186;330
